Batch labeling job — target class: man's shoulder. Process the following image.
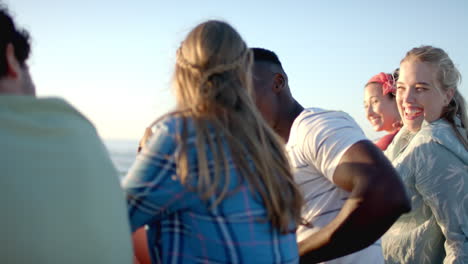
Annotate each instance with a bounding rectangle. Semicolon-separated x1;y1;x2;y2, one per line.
293;107;356;132
0;96;97;133
288;107;366;152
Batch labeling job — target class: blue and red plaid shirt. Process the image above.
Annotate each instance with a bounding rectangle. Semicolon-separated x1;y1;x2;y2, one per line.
123;116;299;264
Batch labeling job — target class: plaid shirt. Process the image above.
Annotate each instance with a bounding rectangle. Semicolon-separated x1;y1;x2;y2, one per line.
123;116;299;264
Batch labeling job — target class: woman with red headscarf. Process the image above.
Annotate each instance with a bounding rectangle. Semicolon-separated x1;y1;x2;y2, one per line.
364;71;402;150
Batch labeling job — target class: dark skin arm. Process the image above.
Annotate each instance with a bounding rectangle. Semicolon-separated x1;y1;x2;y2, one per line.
299;140;411;263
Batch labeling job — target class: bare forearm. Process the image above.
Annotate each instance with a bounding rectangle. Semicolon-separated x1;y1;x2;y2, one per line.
299;141;411;262
299;196;404;263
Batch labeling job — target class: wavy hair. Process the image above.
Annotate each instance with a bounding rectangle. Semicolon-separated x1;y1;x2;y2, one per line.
169;20;303;233
402;46;467;149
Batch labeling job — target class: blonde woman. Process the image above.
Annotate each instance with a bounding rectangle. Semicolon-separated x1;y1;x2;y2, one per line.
123;20;303;263
383;46;468;263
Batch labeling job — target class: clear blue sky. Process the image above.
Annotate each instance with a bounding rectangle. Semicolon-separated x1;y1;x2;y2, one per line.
7;0;468;140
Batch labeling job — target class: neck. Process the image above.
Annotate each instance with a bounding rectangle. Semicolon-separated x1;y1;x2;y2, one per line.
275;99;303;142
0;80;33;96
386;120;403;134
385;128;399;134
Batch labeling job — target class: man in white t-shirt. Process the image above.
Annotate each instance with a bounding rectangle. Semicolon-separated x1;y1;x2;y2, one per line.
250;48;411;263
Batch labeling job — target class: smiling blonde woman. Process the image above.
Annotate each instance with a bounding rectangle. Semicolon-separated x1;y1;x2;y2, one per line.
383;46;468;264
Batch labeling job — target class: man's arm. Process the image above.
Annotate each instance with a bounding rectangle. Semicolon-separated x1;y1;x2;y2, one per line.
299;140;411;263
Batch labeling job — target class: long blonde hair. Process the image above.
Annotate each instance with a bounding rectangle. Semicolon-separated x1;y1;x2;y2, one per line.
402;46;468;149
170;20;303;233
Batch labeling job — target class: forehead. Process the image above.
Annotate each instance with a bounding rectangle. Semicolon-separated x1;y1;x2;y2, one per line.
399;60;437;84
364;83;383;95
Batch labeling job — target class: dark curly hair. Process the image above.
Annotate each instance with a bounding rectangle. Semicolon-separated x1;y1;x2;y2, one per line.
0;5;31;78
251;47;283;67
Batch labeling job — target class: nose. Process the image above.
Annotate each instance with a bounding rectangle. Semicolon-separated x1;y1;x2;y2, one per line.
365;104;375;118
399;88;416;104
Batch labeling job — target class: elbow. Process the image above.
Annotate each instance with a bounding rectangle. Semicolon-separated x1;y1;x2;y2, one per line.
387;187;411;217
374;169;412;217
395;194;411;215
366;176;411;218
401;192;411;213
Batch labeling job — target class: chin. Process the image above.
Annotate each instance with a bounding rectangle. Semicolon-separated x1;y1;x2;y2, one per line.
403;116;423;132
373;126;384;132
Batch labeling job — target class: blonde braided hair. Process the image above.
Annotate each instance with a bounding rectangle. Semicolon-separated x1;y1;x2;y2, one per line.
167;20;304;234
176;44;250;97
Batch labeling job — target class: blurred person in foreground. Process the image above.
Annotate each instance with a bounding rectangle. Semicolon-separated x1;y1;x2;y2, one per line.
0;5;132;264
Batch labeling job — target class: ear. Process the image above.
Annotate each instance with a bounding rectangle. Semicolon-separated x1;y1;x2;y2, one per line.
5;43;22;79
272;73;286;93
445;88;455;105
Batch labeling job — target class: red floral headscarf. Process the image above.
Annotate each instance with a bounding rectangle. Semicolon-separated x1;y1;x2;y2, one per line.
367;72;396;95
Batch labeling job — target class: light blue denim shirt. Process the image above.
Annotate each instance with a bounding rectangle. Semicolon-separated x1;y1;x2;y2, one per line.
383;118;468;264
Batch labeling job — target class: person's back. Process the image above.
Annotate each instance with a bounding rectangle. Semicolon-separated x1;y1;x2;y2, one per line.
0;97;133;264
123;20;303;263
0;6;132;263
126;115;298;263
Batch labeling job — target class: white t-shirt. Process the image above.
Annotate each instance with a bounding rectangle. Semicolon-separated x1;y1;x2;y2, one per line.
288;108;383;264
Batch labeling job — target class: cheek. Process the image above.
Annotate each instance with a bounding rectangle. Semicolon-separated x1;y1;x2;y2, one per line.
373;104;383;115
420;91;445;118
396;100;405;116
253;97;271;119
260;102;275;123
256;97;278;126
380;101;396;116
364;107;372;116
252;90;263;108
425;99;446;120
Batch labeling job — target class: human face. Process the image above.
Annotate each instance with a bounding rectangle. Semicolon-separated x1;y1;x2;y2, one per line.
396;60;453;132
364;83;400;133
251;62;279;128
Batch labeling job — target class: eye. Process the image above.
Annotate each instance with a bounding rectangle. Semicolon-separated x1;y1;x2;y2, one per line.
395;86;405;96
415;87;428;92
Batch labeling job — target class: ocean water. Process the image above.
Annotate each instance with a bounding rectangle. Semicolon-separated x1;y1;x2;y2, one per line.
104;139;139;179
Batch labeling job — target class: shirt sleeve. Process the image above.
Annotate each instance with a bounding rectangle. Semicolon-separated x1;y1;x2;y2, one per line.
412;142;468;264
299;111;368;182
122;118;197;232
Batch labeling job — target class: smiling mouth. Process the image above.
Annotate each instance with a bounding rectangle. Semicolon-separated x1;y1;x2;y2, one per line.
369;117;381;124
404;107;423;120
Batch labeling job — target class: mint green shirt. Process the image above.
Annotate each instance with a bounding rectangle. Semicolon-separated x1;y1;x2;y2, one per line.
383;119;468;264
0;96;133;264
